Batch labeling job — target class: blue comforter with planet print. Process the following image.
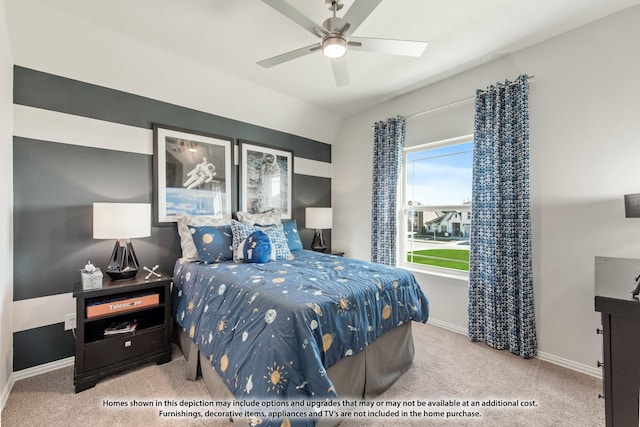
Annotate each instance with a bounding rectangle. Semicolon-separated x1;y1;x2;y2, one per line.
172;250;429;425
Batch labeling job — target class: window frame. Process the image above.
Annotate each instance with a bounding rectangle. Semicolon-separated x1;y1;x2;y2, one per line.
399;134;473;280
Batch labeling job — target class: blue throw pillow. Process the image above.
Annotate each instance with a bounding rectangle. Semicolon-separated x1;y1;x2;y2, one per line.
231;220;293;262
282;219;303;252
188;224;233;263
243;230;272;263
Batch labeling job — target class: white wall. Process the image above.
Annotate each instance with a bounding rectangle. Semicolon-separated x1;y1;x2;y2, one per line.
333;5;640;373
0;0;14;409
3;0;341;145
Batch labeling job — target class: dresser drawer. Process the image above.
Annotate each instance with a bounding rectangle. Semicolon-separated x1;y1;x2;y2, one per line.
84;326;165;372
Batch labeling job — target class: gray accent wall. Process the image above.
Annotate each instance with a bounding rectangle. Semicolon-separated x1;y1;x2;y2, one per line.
13;66;332;370
13;138;169;300
13;324;77;371
13;67;331;163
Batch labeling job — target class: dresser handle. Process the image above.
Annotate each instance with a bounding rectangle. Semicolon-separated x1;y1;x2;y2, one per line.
597;361;604;368
596;328;603;335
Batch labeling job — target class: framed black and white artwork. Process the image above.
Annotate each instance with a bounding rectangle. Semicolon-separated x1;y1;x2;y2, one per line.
239;141;293;219
153;125;233;225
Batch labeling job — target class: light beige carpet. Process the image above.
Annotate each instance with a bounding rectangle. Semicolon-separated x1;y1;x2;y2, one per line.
1;324;603;426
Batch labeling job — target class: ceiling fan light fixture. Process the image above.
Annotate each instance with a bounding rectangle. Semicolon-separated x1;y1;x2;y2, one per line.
322;36;347;59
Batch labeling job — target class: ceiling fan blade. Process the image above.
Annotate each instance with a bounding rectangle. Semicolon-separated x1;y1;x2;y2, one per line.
261;0;327;38
257;43;321;68
341;0;383;36
349;37;428;57
331;59;349;87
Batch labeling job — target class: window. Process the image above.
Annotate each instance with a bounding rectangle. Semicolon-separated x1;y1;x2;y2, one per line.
401;135;473;274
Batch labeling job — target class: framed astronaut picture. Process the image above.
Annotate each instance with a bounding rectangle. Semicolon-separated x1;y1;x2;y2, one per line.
239;141;293;219
153;124;233;225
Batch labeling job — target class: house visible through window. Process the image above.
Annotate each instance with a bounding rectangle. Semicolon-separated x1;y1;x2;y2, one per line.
401;136;473;273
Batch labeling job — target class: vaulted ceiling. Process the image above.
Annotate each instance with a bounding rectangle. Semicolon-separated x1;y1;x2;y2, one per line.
7;0;640;118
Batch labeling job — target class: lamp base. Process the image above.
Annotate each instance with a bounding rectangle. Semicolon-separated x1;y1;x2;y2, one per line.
106;270;137;281
311;229;327;252
106;239;140;281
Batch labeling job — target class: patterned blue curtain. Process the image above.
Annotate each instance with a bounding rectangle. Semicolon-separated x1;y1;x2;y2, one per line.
371;116;405;265
468;75;537;359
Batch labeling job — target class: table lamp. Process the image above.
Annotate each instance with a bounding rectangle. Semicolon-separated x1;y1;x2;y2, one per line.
306;207;332;251
93;202;151;280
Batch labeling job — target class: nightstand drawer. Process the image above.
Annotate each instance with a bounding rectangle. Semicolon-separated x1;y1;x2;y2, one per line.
84;326;165;372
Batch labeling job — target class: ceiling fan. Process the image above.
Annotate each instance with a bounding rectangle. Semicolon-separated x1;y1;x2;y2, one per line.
258;0;428;87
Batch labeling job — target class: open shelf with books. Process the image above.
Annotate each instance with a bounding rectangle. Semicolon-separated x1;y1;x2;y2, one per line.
82;287;165;343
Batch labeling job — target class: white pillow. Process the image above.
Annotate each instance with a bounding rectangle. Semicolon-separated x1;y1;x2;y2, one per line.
176;214;230;261
237;209;282;226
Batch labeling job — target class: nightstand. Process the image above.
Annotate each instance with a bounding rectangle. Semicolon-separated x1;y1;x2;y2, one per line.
326;250;345;257
314;249;344;257
73;274;173;393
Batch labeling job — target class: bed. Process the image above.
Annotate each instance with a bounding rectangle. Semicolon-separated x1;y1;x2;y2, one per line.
171;215;429;427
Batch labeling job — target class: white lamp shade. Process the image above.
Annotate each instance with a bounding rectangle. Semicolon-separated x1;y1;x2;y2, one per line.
93;203;151;239
306;207;333;229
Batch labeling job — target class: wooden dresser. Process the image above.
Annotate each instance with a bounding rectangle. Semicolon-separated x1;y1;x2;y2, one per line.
73;274;173;392
595;256;640;427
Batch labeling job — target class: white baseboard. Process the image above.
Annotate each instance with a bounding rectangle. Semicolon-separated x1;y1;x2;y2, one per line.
1;356;75;411
426;318;602;379
427;317;468;335
1;376;11;412
536;351;602;379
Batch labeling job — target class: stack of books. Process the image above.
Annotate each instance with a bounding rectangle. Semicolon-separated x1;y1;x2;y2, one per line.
104;319;138;335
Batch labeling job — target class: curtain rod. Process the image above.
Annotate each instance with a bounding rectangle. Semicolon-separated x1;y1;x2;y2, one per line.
405;75;536;121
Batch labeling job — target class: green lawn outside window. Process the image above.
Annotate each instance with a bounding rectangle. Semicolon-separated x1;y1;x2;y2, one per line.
406;249;470;271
